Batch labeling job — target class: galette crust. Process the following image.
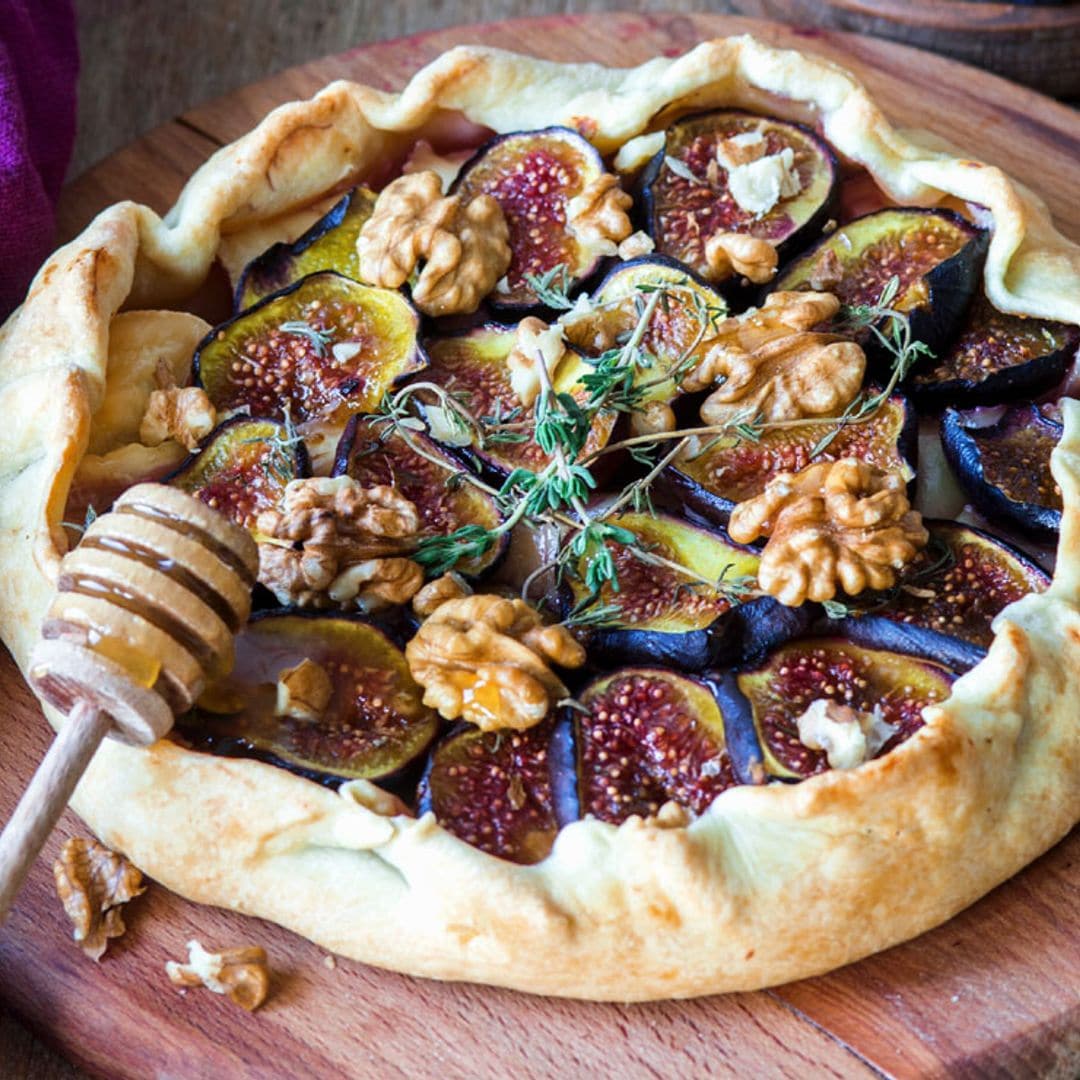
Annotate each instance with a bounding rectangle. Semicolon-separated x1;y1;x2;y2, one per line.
0;36;1077;1001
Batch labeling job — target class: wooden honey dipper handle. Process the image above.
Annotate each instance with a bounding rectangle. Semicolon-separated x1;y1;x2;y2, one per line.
0;484;257;924
0;702;111;922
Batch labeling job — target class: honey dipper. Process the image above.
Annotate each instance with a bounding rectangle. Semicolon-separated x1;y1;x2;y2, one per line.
0;483;257;922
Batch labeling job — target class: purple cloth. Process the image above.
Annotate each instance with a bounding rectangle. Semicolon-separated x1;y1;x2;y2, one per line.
0;0;78;318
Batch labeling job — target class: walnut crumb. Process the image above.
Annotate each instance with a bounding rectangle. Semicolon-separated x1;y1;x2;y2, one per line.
166;940;270;1011
405;595;585;731
682;291;864;427
139;385;216;451
728;459;929;606
412;571;472;618
53;837;146;961
357;170;510;316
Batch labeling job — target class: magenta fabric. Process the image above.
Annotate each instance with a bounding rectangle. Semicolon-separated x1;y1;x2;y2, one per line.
0;0;79;318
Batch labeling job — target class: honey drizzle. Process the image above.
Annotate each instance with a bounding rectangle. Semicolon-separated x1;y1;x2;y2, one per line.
81;533;242;631
116;502;256;588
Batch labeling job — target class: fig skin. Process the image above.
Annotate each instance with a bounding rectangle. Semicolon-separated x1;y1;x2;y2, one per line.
771;207;988;358
834;519;1049;649
639;109;840;285
941;404;1063;541
331;413;507;579
572;667;745;825
416;718;578;865
234;187;378;312
177;610;440;790
910;294;1080;408
450;126;612;311
167;416;310;530
722;635;957;780
655;390;918;529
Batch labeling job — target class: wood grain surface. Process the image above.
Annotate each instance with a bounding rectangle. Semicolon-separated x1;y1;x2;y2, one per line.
4;12;1079;1079
735;0;1080;98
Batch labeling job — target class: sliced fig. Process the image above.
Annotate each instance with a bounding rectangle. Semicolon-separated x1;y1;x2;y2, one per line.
773;208;987;354
731;638;956;779
566;511;809;671
843;520;1049;648
574;668;747;825
167;416;309;529
195;273;426;465
450;126;615;308
178;613;438;784
332;415;505;576
911;293;1079;406
422;323;618;478
417;719;576;864
641;110;839;282
941;404;1063;540
563;255;728;405
658;390;916;527
234;188;379;311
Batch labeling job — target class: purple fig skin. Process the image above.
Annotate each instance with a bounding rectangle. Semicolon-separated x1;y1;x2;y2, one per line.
450;125;611;312
639;109;840;284
942;404;1063;541
808;613;986;673
703;670;767;787
771;207;988;358
331;413;508;580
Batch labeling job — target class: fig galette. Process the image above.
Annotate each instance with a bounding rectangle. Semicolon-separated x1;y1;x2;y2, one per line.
1;35;1078;1001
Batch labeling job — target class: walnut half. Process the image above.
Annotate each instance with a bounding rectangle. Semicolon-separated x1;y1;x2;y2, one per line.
53;837;146;960
357;170;510;316
166;939;270;1011
728;459;929;606
682;291;865;427
405;595;586;731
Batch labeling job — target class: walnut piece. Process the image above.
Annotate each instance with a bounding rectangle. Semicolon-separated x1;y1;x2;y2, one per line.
809;247;844;292
566;173;633;256
682;291;864;427
405;595;585;731
716;130;767;168
139;385;216;451
412;571;471;618
53;837;146;960
275;658;333;721
728;459;929;606
629;400;677;438
617;230;655;261
166;939;270;1011
255;477;422;608
507;315;569;407
796;699;897;770
703;232;777;285
357;170;510;316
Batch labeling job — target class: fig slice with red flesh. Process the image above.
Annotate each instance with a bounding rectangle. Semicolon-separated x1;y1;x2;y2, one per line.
657;390;916;528
167;416;309;530
772;208;987;356
178;612;439;786
640;110;839;282
911;293;1079;407
563;255;729;408
450;126;616;309
727;638;956;780
416;719;577;865
941;404;1063;541
422;323;618;480
565;510;810;671
195;272;426;470
234;187;379;312
332;414;505;577
833;520;1049;650
573;668;748;825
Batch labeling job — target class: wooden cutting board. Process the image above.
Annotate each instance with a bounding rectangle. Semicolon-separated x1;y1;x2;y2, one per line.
4;13;1078;1079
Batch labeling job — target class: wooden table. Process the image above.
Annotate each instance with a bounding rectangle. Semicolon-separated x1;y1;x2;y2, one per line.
4;12;1079;1079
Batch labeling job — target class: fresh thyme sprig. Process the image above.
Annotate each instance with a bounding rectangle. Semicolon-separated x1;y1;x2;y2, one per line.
524;265;577;310
279;320;334;357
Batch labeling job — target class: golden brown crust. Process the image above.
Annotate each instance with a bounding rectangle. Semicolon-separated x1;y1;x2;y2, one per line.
1;36;1078;1000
